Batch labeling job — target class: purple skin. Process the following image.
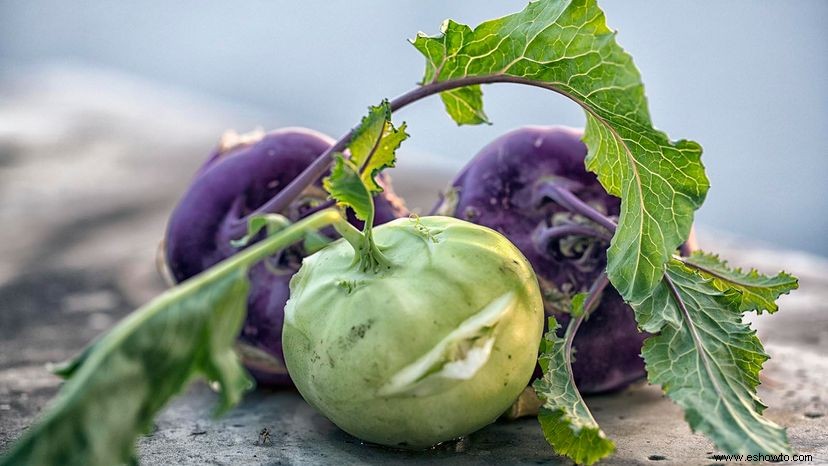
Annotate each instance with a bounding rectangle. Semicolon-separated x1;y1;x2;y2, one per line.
165;127;407;385
432;126;648;394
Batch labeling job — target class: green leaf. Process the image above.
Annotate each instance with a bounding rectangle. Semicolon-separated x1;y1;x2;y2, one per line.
323;154;374;223
569;292;587;318
412;20;488;125
322;102;405;274
230;213;291;248
533;317;615;465
2;268;253;466
412;0;709;302
50;336;98;379
323;101;408;224
1;209;345;466
633;260;791;455
347;100;409;193
441;85;489;125
680;251;798;313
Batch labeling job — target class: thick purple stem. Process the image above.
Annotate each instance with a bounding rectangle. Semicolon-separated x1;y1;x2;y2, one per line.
534;223;612;247
562;271;610;408
581;273;611;317
248;75;580;220
538;184;618;232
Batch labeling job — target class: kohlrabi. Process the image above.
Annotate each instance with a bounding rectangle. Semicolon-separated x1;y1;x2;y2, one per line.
433;126;646;394
272;102;544;448
164;127;407;384
2;2;799;466
283;216;543;448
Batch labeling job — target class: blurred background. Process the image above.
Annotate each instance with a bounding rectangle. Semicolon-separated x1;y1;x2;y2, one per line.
1;0;826;263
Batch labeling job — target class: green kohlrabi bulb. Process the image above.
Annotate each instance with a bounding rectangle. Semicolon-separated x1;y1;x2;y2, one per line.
282;215;544;448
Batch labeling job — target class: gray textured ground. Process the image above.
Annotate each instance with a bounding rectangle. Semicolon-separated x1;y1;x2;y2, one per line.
1;69;826;465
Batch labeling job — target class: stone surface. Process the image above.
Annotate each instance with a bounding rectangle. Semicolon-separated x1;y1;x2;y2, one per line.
1;68;826;465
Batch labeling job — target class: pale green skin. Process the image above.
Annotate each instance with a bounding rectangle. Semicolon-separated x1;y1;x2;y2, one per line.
282;216;544;448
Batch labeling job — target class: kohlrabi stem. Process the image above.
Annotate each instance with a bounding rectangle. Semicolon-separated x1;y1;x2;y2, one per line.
542;186;696;259
122;209;344;346
249;75;582;219
580;273;611;317
536;224;612;245
542;185;618;232
220;209;344;273
332;217;365;251
561;272;609;421
565;274;610;360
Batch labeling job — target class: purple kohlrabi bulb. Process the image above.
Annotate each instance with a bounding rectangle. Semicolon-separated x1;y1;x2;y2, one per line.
165;127;407;385
432;126;648;393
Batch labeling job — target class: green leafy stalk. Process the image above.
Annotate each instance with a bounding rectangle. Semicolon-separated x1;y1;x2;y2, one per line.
412;0;709;302
230;213;291;248
534;316;615;465
323;100;409;273
1;209;345;466
633;259;795;455
229;213;330;254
